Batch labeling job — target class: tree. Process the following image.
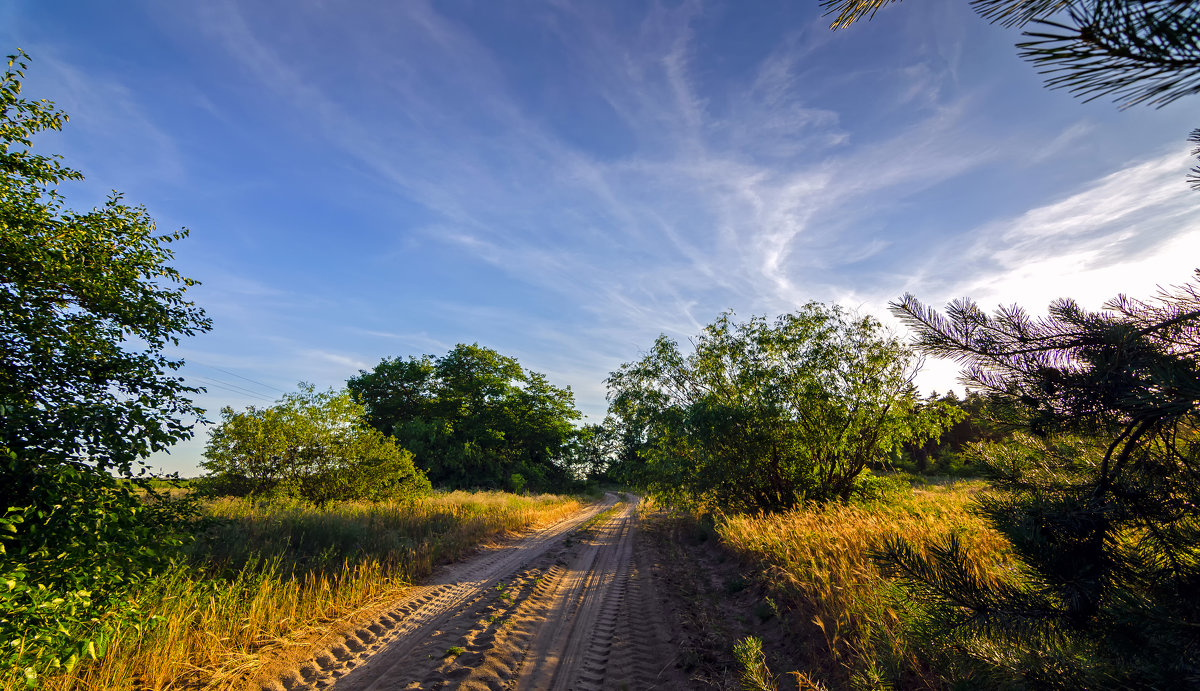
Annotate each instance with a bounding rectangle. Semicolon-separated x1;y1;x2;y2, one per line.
0;51;211;678
880;277;1200;686
902;390;1008;474
825;0;1200;195
347;344;581;491
199;384;431;504
606;304;958;512
825;0;1200;108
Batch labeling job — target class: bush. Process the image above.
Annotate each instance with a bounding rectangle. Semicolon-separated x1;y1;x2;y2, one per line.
606;305;959;512
200;385;431;504
0;50;209;680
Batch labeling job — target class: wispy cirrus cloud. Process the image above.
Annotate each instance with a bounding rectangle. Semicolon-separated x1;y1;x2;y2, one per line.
174;1;999;332
904;146;1200;311
150;1;1200;413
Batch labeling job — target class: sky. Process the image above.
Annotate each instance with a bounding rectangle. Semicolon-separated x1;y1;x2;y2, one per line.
4;1;1198;476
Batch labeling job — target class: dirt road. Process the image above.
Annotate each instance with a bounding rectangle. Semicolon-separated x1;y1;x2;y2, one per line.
254;494;681;690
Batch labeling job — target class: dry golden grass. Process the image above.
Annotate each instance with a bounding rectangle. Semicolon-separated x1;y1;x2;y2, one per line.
717;480;1014;688
20;491;581;691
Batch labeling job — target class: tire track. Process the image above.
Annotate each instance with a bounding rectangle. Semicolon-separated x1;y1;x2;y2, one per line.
513;502;635;690
251;495;616;691
254;492;684;691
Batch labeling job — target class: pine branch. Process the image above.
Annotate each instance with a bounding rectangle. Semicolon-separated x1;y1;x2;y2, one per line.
1190;128;1200;190
1018;1;1200;108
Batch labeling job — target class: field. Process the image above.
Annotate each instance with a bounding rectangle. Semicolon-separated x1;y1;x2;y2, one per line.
714;479;1015;689
9;478;1030;691
17;491;581;691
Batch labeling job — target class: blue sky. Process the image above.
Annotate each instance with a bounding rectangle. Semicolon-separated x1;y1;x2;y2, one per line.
5;1;1198;475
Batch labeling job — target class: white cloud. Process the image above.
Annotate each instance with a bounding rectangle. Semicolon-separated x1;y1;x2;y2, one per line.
75;0;1196;469
890;147;1200;394
955;147;1198;309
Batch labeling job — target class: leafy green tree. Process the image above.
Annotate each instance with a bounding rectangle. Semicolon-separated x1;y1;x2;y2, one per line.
880;277;1200;686
199;384;430;504
0;51;211;679
902;390;1008;474
348;344;581;492
606;304;958;512
556;420;619;485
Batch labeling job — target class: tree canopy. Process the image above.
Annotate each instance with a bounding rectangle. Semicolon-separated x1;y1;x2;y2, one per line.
347;344;581;492
606;304;958;512
200;384;430;504
0;51;210;677
881;277;1200;685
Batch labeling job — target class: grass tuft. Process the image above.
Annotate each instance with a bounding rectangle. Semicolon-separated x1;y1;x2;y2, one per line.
717;479;1014;688
14;491;580;690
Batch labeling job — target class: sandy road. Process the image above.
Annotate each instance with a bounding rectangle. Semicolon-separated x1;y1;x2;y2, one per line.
255;493;678;691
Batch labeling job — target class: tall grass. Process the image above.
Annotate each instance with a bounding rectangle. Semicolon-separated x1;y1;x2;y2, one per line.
717;480;1014;688
15;491;581;691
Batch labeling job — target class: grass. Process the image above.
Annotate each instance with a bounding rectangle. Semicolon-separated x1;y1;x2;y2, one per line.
715;479;1015;689
733;635;778;691
17;490;581;691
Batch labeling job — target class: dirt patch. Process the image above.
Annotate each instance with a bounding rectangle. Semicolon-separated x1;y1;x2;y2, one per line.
242;496;808;690
244;494;695;690
639;509;813;690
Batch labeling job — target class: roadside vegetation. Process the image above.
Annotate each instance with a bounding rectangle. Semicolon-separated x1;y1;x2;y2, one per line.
8;491;579;690
718;478;1012;688
5;0;1200;685
605;305;961;512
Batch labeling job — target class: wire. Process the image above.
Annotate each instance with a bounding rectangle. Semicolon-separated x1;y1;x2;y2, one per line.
190;375;277;403
190;360;287;394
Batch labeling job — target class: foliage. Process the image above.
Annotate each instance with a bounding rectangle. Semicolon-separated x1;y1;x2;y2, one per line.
717;480;1013;688
347;343;581;492
823;0;1200;108
606;304;959;512
879;277;1200;687
733;635;778;691
554;418;631;487
900;390;1010;475
199;384;430;504
0;51;210;680
13;491;581;690
1190;127;1200;190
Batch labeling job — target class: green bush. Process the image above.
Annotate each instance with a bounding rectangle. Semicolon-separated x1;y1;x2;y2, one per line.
607;305;959;512
0;50;210;682
199;385;431;504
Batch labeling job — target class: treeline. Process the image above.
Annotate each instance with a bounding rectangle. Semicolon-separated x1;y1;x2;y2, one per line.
198;344;586;500
198;306;998;505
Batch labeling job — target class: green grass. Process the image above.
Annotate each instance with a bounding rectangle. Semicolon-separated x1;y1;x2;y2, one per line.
715;479;1015;689
16;491;582;691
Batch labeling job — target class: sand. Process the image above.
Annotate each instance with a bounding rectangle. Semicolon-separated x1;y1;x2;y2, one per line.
243;494;685;690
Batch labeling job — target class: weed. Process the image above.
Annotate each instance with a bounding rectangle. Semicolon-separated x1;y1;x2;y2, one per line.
725;575;749;595
754;597;777;623
19;491;581;691
443;646;466;658
733;636;777;691
717;480;1012;688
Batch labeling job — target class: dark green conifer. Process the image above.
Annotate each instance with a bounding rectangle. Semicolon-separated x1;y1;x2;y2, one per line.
881;275;1200;687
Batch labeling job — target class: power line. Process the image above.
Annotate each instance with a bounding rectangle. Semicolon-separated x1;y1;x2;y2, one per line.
190;375;276;403
188;360;288;394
